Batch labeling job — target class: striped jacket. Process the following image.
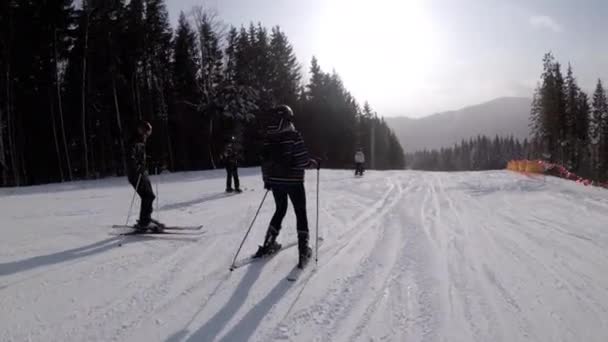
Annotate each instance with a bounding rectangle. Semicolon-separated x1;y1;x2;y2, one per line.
262;129;309;185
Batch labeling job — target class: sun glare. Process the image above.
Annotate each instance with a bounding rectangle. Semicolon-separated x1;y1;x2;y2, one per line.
316;0;441;111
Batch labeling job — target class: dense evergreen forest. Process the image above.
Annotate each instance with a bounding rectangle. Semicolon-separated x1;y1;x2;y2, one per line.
0;0;405;186
529;52;604;180
407;136;530;171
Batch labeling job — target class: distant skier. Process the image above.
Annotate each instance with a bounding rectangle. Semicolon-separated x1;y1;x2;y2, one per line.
354;148;365;176
221;136;242;193
255;105;319;268
127;121;163;232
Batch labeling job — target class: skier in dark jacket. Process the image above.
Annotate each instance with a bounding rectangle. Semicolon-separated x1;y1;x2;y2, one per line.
221;137;242;193
127;121;162;232
255;105;319;268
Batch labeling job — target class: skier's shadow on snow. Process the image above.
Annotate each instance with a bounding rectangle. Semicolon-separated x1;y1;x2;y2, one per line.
0;235;180;279
218;275;294;342
171;260;292;342
160;192;236;211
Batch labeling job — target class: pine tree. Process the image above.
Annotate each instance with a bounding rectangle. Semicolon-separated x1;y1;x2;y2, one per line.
64;0;129;178
553;62;567;163
575;90;590;174
106;0;129;175
143;0;174;170
539;53;558;161
268;26;301;106
6;0;75;184
564;63;579;169
0;0;10;185
530;86;543;141
530;52;569;164
251;23;273;107
193;6;228;168
225;26;239;83
124;0;145;119
591;79;608;179
172;11;202;170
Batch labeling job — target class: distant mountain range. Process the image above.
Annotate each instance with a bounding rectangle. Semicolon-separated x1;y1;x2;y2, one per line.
386;97;532;153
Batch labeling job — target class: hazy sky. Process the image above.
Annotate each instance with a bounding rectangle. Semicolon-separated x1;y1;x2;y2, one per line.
166;0;608;118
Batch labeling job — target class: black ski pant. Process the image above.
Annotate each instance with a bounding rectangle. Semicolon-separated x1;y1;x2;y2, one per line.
128;173;155;225
225;165;240;190
269;183;309;251
355;163;364;176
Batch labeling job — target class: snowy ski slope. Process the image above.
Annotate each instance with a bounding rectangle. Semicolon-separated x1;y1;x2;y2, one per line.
1;169;608;341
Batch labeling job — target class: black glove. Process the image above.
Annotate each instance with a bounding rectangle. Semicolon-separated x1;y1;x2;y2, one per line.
309;157;321;170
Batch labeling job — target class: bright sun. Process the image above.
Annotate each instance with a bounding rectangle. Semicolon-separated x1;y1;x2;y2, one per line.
315;0;441;113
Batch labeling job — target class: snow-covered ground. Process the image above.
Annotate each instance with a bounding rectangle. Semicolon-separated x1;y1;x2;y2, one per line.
2;169;608;342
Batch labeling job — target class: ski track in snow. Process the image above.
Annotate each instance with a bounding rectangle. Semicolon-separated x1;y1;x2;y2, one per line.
2;169;608;341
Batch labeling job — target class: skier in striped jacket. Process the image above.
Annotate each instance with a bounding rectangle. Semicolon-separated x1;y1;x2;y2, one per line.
255;105;319;268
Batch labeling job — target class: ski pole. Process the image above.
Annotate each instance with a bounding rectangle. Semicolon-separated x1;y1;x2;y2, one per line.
316;161;321;265
229;189;270;271
155;167;160;223
125;173;142;226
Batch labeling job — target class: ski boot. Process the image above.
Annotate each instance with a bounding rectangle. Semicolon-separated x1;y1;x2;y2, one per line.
149;219;165;233
253;226;281;258
226;187;234;193
134;220;163;233
297;231;312;268
133;220;150;233
235;188;243;193
298;246;312;269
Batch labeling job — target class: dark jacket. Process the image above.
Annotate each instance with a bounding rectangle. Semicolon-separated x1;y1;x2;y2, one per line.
222;144;240;167
262;129;309;185
127;137;147;176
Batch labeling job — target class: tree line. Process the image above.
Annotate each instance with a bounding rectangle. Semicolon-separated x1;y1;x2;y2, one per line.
407;135;530;171
528;52;608;180
409;51;608;177
0;0;404;186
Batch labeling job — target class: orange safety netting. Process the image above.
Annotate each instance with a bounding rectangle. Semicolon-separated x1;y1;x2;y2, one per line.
507;160;608;188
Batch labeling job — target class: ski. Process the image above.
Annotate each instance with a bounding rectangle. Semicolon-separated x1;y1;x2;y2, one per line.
225;187;253;195
114;230;180;236
230;241;298;271
112;224;203;231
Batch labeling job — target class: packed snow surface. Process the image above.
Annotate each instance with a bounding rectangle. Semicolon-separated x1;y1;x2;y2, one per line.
2;169;608;341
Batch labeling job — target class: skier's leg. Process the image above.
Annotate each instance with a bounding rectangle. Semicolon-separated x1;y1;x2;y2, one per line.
289;183;310;253
129;173;149;225
234;166;241;191
138;175;156;225
269;187;288;235
226;166;233;191
256;187;288;255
